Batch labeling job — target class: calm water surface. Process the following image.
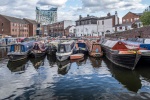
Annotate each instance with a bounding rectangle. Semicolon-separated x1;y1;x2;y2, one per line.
0;47;150;100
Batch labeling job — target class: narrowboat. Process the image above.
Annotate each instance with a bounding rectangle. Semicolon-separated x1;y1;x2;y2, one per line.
73;40;88;54
101;40;141;70
56;40;75;61
123;38;150;65
7;59;29;72
86;40;103;57
47;40;59;55
30;42;48;58
7;41;34;61
0;37;17;47
70;54;84;60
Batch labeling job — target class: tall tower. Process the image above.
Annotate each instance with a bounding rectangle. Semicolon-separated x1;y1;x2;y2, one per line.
35;6;58;25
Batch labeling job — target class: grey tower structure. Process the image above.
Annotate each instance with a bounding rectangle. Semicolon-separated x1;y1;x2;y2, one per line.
36;7;57;25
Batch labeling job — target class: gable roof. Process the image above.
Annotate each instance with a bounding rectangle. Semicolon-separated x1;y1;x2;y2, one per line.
76;16;98;22
98;15;115;20
0;14;28;24
23;18;37;25
123;12;143;18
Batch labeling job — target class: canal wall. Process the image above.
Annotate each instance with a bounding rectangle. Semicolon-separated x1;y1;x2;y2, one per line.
105;26;150;38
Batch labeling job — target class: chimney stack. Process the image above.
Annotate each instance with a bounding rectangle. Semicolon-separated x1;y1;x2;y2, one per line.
87;14;89;17
115;11;118;16
79;15;82;19
107;13;111;16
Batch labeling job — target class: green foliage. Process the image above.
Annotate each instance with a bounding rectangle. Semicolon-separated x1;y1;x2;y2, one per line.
140;12;150;26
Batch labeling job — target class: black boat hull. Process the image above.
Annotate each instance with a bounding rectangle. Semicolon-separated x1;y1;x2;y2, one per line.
8;54;27;61
102;45;141;70
47;49;57;55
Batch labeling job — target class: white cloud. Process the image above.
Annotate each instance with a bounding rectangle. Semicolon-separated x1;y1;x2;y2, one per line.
80;0;147;13
37;0;67;6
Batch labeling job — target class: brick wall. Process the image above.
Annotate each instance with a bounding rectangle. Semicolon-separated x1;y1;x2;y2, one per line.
106;26;150;39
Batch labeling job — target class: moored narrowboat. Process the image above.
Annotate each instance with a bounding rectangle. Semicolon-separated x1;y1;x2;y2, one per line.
73;40;88;54
47;40;59;55
30;41;48;58
101;40;141;70
56;40;75;61
86;40;103;57
7;41;34;61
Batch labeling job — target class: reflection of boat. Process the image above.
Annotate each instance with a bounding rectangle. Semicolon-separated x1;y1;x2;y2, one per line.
86;40;103;57
7;41;34;61
103;57;141;92
7;59;29;72
30;56;46;69
30;42;47;58
89;57;102;68
47;54;57;67
71;55;88;66
57;60;71;75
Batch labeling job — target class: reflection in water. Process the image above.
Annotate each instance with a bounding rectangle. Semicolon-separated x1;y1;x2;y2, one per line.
71;55;88;67
47;54;57;67
103;57;142;92
57;60;71;75
89;57;102;68
29;56;46;69
0;47;9;60
7;59;29;72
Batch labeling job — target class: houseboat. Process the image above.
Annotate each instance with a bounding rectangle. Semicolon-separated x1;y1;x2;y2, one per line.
47;40;59;55
73;40;88;54
101;40;141;70
56;40;75;61
7;59;29;72
86;40;103;57
7;41;34;61
47;54;57;67
0;37;17;47
30;41;47;58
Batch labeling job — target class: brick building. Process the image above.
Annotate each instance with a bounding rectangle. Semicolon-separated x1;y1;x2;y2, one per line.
47;20;73;37
0;14;29;37
23;18;37;37
114;12;143;32
122;12;142;24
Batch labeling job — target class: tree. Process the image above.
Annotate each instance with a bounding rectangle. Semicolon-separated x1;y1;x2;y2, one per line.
140;11;150;26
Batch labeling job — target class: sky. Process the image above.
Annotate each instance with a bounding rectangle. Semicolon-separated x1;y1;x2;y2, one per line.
0;0;149;23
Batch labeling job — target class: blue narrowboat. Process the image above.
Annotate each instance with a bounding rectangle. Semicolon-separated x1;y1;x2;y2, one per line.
7;41;34;61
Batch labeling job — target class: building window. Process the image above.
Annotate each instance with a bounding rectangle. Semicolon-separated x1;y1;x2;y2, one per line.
2;23;3;26
126;19;129;22
12;29;14;31
123;19;125;22
131;19;132;22
119;27;122;30
102;21;104;25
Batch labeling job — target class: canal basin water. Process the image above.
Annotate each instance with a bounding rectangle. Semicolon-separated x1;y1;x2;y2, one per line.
0;47;150;100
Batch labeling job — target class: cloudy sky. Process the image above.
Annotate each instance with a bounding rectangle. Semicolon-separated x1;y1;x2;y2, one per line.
0;0;149;23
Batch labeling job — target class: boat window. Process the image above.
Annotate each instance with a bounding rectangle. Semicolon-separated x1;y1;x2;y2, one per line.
78;43;86;48
21;45;25;52
65;44;71;52
58;44;65;53
33;43;40;50
144;39;150;44
10;45;15;52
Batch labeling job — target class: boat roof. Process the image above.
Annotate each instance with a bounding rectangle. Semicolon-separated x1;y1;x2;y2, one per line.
103;40;118;48
61;40;74;44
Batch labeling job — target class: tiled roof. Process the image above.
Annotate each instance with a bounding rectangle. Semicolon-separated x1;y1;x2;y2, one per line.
98;15;115;20
0;14;28;24
76;16;98;21
115;22;133;27
23;18;37;25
